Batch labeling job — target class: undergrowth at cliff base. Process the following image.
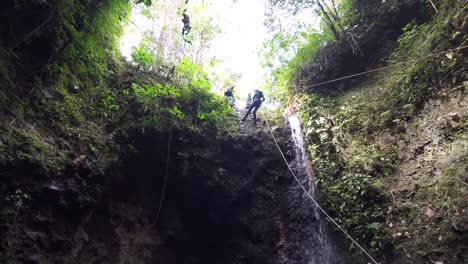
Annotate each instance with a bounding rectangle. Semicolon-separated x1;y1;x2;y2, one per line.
298;93;394;255
295;2;467;261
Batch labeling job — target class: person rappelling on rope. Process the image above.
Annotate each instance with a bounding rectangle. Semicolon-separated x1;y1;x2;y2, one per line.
224;86;236;108
182;11;191;35
181;8;192;44
241;89;265;124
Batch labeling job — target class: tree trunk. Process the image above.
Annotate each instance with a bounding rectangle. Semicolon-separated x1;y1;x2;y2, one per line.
315;0;341;40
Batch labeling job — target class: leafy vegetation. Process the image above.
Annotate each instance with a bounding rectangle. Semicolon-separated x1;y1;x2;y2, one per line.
261;0;356;106
0;0;466;262
129;57;234;129
299;93;394;255
0;0;237;178
132;44;155;70
295;1;467;261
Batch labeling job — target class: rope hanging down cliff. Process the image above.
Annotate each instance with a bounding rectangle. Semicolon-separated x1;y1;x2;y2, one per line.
262;113;380;264
155;124;174;225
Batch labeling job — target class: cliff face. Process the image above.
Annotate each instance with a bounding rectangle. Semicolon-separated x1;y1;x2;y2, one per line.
0;118;346;264
0;1;348;263
296;0;430;95
1;0;466;263
296;1;467;262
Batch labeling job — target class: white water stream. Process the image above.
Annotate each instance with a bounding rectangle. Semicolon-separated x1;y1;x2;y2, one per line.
287;114;343;264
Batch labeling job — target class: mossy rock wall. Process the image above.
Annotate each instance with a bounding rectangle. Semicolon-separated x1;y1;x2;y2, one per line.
296;1;467;262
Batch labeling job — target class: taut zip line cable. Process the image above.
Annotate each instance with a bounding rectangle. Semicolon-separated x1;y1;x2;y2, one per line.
262;113;380;264
301;45;468;90
119;7;466;92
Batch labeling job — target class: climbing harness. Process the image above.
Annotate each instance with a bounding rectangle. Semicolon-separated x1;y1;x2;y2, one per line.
301;45;468;90
262;113;380;264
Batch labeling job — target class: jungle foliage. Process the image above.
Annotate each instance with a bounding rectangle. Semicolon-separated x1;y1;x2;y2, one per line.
0;0;236;180
261;0;356;105
296;1;467;261
0;0;135;174
129;56;234;128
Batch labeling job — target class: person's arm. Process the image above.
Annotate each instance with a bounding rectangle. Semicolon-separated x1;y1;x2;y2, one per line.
261;95;265;102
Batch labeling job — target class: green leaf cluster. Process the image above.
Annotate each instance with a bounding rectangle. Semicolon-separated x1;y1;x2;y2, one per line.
129;58;234;130
296;1;467;259
261;0;354;106
132;45;154;70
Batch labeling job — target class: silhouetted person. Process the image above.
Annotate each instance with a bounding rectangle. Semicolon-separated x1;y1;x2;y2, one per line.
224;86;236;107
242;89;265;124
182;12;191;36
181;10;192;44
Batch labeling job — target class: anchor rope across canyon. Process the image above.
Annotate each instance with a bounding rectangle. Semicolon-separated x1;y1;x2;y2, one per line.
262;113;380;264
300;45;468;90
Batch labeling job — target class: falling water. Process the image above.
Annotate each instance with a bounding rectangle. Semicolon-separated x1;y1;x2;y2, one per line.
288;115;316;194
286;114;344;264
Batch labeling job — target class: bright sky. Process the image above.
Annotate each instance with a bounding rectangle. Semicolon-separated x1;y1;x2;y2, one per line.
119;0;268;98
119;0;318;103
207;0;267;97
119;10;150;60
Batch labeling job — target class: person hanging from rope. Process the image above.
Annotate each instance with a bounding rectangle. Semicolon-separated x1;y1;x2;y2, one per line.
182;11;191;35
224;86;236;108
181;9;192;44
241;89;265;124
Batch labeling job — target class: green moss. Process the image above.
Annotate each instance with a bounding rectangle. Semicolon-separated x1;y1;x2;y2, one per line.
415;140;467;215
5;127;64;174
0;0;134;181
389;149;468;261
297;93;391;254
296;2;467;258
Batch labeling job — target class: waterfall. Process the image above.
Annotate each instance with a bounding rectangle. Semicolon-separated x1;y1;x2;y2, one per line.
285;114;344;264
288;115;316;194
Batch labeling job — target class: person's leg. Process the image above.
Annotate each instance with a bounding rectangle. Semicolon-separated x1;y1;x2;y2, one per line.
252;104;260;124
183;26;189;35
242;104;255;121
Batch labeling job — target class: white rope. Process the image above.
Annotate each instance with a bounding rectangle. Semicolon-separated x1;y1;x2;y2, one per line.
301;45;468;90
428;0;439;13
262;113;380;264
155;124;174;225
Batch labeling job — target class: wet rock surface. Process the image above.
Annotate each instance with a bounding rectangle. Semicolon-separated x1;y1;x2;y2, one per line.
0;110;345;263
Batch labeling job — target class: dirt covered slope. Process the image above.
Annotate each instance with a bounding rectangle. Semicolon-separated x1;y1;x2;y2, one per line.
294;1;467;263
